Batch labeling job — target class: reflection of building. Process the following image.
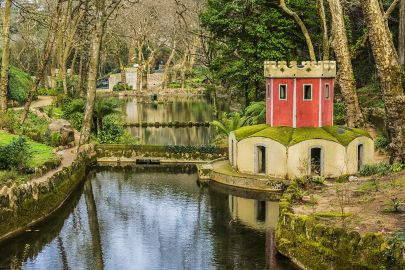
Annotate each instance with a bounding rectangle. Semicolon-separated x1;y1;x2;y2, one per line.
229;61;374;178
108;67;138;91
229;196;279;231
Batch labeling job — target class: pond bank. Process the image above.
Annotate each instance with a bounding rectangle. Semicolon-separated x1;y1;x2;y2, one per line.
275;179;405;270
0;146;95;243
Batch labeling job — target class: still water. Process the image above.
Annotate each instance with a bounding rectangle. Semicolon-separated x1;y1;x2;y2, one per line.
124;96;228;145
0;166;296;270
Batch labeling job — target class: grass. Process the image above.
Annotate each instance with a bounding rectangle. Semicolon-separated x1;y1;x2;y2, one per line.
0;130;58;168
234;124;371;147
0;170;31;186
314;211;352;218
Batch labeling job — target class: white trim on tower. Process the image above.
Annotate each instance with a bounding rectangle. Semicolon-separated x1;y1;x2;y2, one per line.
319;78;322;127
293;78;297;128
270;79;274;126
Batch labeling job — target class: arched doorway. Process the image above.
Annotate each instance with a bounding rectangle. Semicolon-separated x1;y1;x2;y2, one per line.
358;144;364;171
310;147;322;176
256;146;266;174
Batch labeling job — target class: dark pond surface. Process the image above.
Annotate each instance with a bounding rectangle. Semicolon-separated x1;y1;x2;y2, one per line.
124;96;228;145
0;166;297;270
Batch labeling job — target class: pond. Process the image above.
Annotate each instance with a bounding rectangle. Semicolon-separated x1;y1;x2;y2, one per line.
0;166;297;270
123;96;228;145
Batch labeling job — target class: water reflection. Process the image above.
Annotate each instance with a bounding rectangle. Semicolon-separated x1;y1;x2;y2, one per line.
123;96;228;145
0;166;296;270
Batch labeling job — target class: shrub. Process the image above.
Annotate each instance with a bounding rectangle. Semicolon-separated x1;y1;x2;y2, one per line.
0;136;32;171
37;87;62;96
62;98;85;116
97;114;125;144
8;66;33;104
0;110;20;132
359;162;401;177
113;83;133;91
69;112;84;130
390;163;404;173
375;134;389;150
334;102;347;125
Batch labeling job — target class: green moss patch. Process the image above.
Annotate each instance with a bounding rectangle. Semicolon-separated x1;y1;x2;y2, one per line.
251;126;294;146
234;125;371;146
0;130;58;168
233;124;267;141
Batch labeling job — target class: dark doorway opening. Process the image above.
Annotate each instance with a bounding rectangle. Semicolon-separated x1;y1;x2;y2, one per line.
310;148;322;176
358;144;364;171
256;200;266;222
257;146;266;174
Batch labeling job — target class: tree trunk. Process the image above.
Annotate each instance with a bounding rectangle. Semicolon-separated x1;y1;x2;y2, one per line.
119;58;126;86
162;42;177;89
136;40;143;93
70;48;78;76
21;0;64;124
280;0;316;61
400;0;405;66
79;1;106;146
360;0;405;162
180;50;189;90
328;0;364;127
317;0;330;60
145;49;156;91
0;0;12;113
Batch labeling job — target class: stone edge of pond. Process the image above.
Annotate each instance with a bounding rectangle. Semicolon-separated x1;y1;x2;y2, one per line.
0;145;96;243
275;184;405;270
209;160;288;194
94;144;228;162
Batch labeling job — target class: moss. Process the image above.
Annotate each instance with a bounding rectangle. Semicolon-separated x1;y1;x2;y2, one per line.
248;126;294;146
233;124;268;141
322;126;371;146
290;127;339;145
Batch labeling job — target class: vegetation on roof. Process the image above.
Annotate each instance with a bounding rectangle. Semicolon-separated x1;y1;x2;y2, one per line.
234;125;371;147
233;124;267;141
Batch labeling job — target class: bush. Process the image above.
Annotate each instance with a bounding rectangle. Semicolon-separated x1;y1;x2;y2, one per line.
97;114;125;144
0;110;20;133
37;87;62;96
359;162;402;177
113;83;133;91
8;66;33;104
375;134;389;150
69;112;84;130
0;136;32;171
334;102;347;125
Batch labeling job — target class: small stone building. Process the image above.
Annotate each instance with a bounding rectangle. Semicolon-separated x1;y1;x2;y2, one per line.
108;67;138;91
229;61;374;179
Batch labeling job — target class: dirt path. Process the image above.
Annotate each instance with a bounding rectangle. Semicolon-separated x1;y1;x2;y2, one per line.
14;96;54;110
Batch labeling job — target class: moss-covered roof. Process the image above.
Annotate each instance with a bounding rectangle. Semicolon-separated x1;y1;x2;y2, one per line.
234;125;372;147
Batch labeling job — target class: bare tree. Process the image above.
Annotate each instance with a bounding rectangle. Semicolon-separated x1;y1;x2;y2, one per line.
0;0;13;113
360;0;405;162
328;0;364;127
400;0;405;66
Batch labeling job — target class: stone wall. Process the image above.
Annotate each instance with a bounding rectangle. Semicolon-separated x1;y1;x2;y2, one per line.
276;184;405;270
0;147;94;242
95;144;228;161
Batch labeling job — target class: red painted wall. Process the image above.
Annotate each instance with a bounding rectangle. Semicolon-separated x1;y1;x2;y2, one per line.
266;77;334;127
321;79;334;126
296;78;320;128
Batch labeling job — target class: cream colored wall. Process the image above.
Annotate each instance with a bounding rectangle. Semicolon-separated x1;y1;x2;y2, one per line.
228;132;238;169
236;137;287;178
287;139;346;178
228;196;279;230
346;137;374;174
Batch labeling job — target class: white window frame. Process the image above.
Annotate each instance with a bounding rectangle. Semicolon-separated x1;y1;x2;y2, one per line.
324;83;330;100
303;84;313;101
279;84;287;100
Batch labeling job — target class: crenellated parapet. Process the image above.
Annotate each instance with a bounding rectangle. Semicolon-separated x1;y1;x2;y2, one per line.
264;61;336;78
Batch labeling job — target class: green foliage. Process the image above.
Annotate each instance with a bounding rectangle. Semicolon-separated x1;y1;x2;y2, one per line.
384;198;405;213
359;162;404;177
97;114;125;144
201;0;314;101
8;66;33;104
211;112;247;137
0;136;31;171
334;102;347;125
385;232;405;264
113;83;133;91
0;110;20;133
375;134;389;151
37;87;62;96
244;101;266;125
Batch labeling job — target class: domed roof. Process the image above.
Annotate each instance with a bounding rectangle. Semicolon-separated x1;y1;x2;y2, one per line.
233;125;371;146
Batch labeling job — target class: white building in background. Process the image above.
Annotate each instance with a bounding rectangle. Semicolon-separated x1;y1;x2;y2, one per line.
108;66;139;91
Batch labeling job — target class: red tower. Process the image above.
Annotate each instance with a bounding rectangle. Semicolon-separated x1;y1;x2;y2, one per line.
264;61;336;128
